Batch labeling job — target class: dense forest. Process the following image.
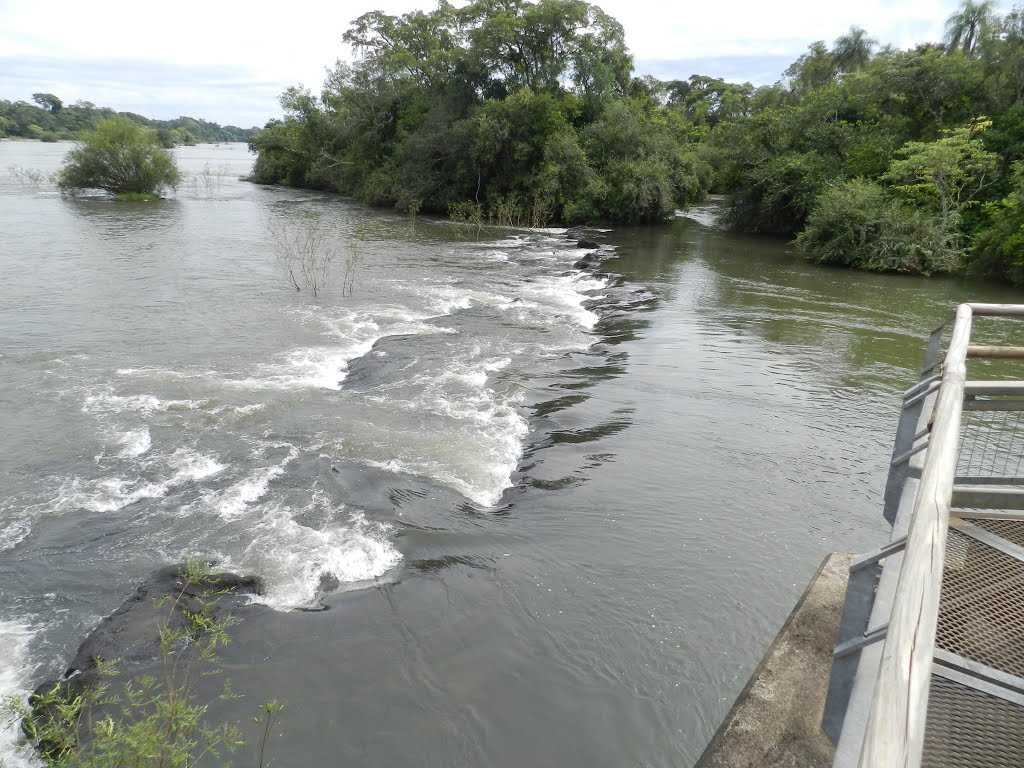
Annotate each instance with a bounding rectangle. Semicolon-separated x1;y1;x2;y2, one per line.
249;0;710;225
0;95;258;146
246;0;1022;284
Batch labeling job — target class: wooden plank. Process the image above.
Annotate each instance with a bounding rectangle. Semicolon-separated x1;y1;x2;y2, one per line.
967;345;1024;359
963;399;1024;411
858;304;973;768
967;303;1024;317
952;486;1024;510
964;381;1024;396
955;475;1024;485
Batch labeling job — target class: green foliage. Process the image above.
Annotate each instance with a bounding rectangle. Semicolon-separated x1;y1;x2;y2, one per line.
249;0;708;224
57;117;182;198
972;163;1024;283
796;179;959;273
0;96;257;144
883;118;998;229
32;93;63;114
945;0;1001;55
704;1;1024;280
2;560;281;768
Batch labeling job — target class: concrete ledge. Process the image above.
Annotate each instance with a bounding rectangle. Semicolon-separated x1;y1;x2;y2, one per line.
694;552;852;768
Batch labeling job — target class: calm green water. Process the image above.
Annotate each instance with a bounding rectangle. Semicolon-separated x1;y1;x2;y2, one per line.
1;141;1018;767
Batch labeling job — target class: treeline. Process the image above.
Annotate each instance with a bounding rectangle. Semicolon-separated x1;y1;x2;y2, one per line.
249;0;709;224
249;0;1024;284
705;0;1024;285
0;94;258;146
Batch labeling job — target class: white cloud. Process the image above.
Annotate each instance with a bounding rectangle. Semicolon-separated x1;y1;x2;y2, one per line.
0;0;1007;125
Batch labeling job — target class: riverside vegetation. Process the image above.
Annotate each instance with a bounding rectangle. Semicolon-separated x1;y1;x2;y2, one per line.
0;95;256;146
248;0;1024;285
0;561;282;768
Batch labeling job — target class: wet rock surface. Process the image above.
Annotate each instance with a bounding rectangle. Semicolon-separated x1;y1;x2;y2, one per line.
33;565;264;703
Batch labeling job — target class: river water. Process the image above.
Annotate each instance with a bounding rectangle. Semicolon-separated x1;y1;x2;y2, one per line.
1;141;1018;767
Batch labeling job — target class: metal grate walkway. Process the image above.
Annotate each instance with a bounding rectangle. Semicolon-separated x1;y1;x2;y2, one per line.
827;304;1024;768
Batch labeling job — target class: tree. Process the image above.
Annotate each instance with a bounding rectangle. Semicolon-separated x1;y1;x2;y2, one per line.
944;0;1000;55
32;92;62;114
883;118;998;231
833;26;877;73
56;116;182;199
784;41;837;94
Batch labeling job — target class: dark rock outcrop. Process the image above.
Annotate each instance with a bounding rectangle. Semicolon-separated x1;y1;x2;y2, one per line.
576;238;600;249
573;253;600;270
33;565;263;704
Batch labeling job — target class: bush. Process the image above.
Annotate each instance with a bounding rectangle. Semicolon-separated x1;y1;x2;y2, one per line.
796;178;960;274
57;116;181;198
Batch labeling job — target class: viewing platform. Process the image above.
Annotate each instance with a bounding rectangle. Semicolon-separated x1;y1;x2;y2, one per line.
698;303;1024;768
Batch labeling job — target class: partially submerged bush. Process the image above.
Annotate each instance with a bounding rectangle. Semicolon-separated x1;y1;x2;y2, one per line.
796;178;959;274
57;116;181;198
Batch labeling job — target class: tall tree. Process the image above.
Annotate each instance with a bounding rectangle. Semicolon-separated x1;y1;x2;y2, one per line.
31;92;62;114
944;0;1000;55
833;26;877;73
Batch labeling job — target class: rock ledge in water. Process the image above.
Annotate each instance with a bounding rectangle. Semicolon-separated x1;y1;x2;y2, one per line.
33;564;264;702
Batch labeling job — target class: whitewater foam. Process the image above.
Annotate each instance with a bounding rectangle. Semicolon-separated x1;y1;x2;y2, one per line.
516;273;607;330
0;515;31;552
247;505;401;608
41;448;225;515
117;428;152;458
83;392;206;415
362;354;529;507
202;446;298;520
0;618;38;768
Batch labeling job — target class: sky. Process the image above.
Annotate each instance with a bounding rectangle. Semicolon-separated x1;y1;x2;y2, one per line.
0;0;1005;127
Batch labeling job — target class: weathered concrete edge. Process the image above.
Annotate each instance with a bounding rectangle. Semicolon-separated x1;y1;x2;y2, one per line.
693;552;853;768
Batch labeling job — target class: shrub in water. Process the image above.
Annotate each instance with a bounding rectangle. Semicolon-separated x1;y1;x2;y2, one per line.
57;116;181;199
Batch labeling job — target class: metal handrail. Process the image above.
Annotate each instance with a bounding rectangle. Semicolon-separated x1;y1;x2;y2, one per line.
857;302;1024;767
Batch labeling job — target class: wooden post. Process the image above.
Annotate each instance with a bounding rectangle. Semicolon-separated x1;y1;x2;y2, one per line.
858;304;973;768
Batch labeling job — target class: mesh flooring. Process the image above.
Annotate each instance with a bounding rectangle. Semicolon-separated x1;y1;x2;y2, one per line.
922;674;1024;767
938;528;1024;679
974;519;1024;551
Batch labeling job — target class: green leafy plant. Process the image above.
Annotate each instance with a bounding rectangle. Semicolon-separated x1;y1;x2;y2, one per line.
56;116;181;199
1;560;283;768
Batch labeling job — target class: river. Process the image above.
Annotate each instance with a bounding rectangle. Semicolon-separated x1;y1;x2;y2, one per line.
1;141;1018;767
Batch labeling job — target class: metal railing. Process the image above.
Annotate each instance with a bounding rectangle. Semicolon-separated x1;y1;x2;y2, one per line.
833;303;1024;768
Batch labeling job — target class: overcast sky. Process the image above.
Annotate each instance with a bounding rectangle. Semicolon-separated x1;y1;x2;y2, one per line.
0;0;1003;127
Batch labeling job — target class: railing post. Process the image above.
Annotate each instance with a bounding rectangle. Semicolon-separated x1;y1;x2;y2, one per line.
858;304;973;768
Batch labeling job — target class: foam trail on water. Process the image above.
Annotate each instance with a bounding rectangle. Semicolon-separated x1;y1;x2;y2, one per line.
41;449;224;515
83;392;206;415
203;446;299;520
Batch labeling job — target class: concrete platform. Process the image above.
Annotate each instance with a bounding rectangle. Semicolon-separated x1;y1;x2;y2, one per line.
694;552;852;768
